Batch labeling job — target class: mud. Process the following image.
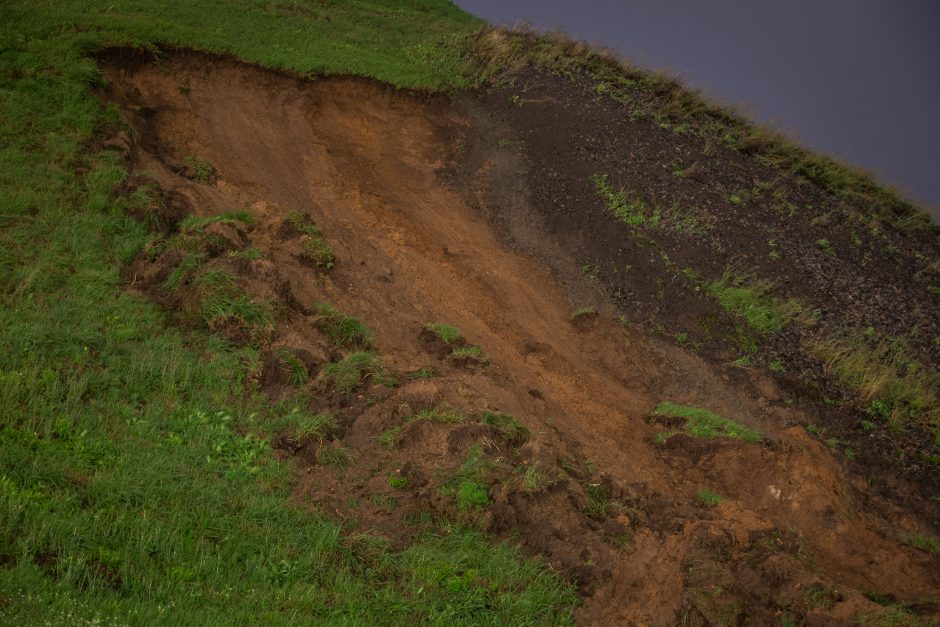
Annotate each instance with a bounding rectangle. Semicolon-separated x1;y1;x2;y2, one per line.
101;49;938;625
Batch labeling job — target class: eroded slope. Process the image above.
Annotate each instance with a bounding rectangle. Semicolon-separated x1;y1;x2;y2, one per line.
102;50;938;625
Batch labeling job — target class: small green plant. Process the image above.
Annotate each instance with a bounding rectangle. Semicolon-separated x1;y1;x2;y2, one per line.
312;302;374;349
320;351;389;393
729;194;742;205
184;155;214;181
652;402;762;442
288;212;334;268
388;475;408;489
816;238;836;256
768;358;785;372
570;306;596;321
590;173;650;226
425;322;461;344
698;489;722;507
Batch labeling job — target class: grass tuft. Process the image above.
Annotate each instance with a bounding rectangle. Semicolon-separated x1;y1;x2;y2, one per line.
312;302;374;349
424;322;461;344
653;402;762;443
320;352;389;394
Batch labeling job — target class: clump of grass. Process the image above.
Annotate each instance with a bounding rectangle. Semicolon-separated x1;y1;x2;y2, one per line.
521;463;558;494
414;408;466;424
376;425;404;449
316;444;353;467
698;489;722;507
388;475;408;490
195;268;273;343
183;155;214;181
570;306;596;321
291;412;338;443
179;210;253;232
811;332;938;440
816;238;836;256
456;481;490;509
288;212;334;269
408;365;435;380
590;173;650;226
583;483;613;520
275;348;309;386
652;402;762;443
443;445;492;510
904;533;939;555
479;411;530;445
312;302;374;349
452;345;485;361
424;322;461;344
320;351;388;393
706;271;803;334
164;251;207;290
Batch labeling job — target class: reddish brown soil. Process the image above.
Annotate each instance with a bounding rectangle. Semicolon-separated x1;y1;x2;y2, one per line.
102;49;938;625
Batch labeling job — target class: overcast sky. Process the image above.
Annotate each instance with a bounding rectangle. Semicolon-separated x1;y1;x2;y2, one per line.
456;0;940;220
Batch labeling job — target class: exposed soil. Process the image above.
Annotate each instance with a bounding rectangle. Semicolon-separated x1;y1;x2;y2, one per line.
101;49;939;625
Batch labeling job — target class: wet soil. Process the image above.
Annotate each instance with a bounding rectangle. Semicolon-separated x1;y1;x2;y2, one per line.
100;49;938;625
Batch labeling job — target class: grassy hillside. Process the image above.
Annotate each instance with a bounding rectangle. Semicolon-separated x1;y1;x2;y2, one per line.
0;2;577;624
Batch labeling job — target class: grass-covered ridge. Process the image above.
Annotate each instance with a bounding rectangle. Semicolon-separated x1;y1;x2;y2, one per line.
0;1;576;623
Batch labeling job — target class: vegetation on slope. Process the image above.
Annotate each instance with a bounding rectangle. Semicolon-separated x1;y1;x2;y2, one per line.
0;2;576;623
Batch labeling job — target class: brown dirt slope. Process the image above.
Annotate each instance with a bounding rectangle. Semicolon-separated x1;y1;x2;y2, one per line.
101;49;938;625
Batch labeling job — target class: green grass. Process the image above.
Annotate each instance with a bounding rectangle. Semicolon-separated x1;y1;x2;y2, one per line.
316;444;354;468
425;322;461;344
179;210;253;233
320;351;389;394
479;411;530;445
0;2;577;623
376;425;405;449
288;212;334;269
183;155;214;181
697;489;723;507
312;302;374;350
452;345;485;360
812;332;938;442
443;445;493;511
706;272;803;334
904;533;939;555
652;402;763;443
590;173;650;226
570;306;596;321
415;408;467;424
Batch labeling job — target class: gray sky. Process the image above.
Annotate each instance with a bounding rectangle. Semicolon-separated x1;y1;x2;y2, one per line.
456;0;940;220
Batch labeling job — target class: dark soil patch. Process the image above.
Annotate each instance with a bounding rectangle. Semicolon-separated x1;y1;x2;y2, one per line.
449;66;940;527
